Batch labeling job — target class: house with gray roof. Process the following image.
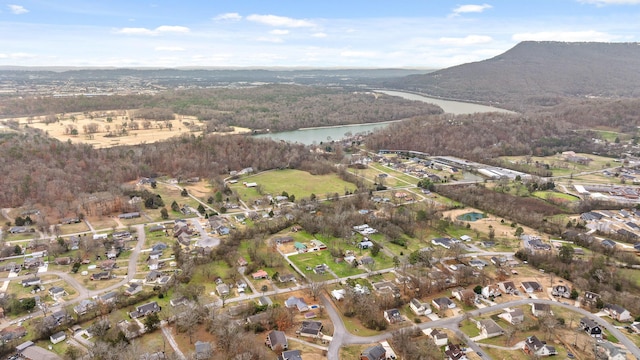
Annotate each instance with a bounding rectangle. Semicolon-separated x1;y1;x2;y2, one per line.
360;344;386;360
265;330;288;351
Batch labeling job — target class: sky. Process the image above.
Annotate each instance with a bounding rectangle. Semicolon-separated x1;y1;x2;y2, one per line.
1;0;640;69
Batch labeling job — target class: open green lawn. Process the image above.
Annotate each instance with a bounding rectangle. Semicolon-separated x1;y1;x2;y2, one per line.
533;191;580;202
459;319;481;337
231;169;357;203
368;163;418;185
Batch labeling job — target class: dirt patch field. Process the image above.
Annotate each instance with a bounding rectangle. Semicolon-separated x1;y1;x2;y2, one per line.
9;111;250;148
443;207;541;239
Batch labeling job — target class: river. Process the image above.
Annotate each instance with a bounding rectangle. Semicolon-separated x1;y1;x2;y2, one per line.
254;90;514;145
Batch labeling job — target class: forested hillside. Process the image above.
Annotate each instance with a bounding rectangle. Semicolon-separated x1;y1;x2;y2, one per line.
390;41;640;109
0;85;442;131
0;130;313;209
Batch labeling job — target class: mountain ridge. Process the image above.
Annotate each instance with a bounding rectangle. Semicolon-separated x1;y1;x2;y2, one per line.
391;41;640;108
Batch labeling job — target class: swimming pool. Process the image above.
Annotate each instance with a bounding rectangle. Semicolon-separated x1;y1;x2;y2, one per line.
456;212;486;222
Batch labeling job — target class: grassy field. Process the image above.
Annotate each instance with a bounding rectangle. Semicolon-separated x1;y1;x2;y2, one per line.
533;191;580;202
231;169;357;203
500;153;618;177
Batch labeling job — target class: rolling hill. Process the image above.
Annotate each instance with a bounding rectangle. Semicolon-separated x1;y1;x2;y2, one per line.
390;41;640;108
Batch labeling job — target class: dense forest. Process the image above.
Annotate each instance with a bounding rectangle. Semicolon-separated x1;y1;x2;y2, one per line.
0;85;442;132
0;130;317;210
365;97;640;161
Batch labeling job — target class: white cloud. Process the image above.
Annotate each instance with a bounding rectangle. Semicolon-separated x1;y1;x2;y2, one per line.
256;36;284;43
512;30;616;42
451;3;492;16
246;14;314;28
578;0;640;5
155;25;190;33
155;46;185;52
311;32;327;38
439;35;493;45
115;25;190;36
270;29;289;35
213;12;242;21
8;4;29;14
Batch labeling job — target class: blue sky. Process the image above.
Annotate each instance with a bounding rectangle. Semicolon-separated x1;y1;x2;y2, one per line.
1;0;639;68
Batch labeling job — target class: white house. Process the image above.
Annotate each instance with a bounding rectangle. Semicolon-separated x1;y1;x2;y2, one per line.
423;328;449;346
481;284;501;298
50;331;66;344
500;308;524;325
477;319;504;338
409;298;431;316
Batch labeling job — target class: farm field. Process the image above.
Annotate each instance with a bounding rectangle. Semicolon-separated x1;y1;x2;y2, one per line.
230;169;357;203
13;111;250;149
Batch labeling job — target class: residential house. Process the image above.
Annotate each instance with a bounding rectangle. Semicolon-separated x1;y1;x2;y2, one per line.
599;341;627;360
601;239;617;249
91;271;111;281
124;283;143;296
278;350;303;360
129;301;160;319
383;308;403;324
452;288;476;304
313;264;328;274
501;308;525;325
265;330;288;351
257;296;273;307
299;320;323;338
194;341;212;360
73;299;96;315
359;256;374;266
23;257;43;269
274;236;294;245
331;289;346;301
551;285;571;298
0;326;26;342
98;291;118;304
523;335;557;357
216;283;230;297
284;296;308;312
499;281;517;295
149;224;165;233
48;286;66;300
431;237;453;249
409;298;431;315
170;296;189;307
147;258;159;271
118;212;140;219
357;240;374;249
426;328;449;346
54;257;71;265
236;280;248;293
252;269;269;280
603;304;632;322
531;303;552;317
468;259;488;269
579;317;603;338
432;297;456;311
522;235;552;251
149;250;163;260
294;242;307;253
478;319;504;338
583;291;601;307
482;284;502;298
444;344;467;360
21;277;41;287
521;281;542;293
106;248;118;260
100;260;116;270
145;270;163;283
237;257;248;267
69;236;80;250
278;273;296;283
360;344;386;360
48;310;70;327
50;331;66;344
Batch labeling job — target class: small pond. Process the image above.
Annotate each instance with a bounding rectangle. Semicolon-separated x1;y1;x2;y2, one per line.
457;212;486;222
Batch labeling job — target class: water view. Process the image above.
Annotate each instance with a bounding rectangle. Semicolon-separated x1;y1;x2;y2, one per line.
255;90;515;144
